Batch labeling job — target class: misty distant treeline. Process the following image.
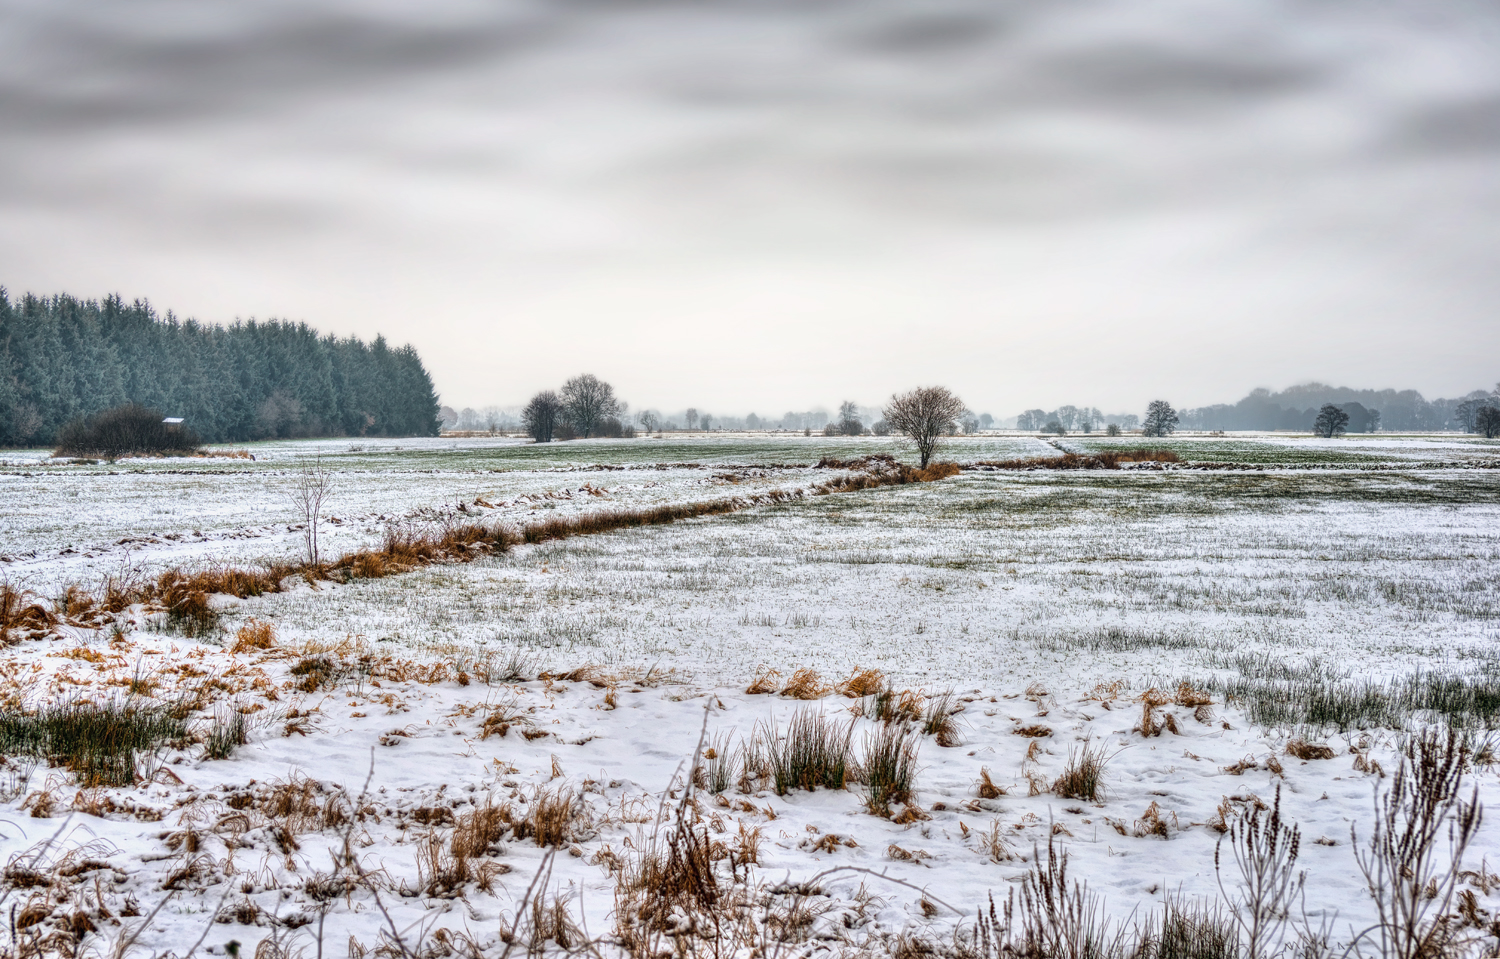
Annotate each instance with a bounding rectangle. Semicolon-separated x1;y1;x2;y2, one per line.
1177;383;1496;433
0;289;440;447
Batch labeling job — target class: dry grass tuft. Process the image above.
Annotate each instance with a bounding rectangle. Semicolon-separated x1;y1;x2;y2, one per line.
780;668;830;700
977;767;1006;799
1053;738;1112;801
1014;724;1052;738
746;668;782;695
1285;739;1336;761
762;709;853;795
980;818;1014;862
862;722;920;815
922;690;962;746
511;788;590;848
837;668;886;698
1134;801;1177;838
230;618;276;653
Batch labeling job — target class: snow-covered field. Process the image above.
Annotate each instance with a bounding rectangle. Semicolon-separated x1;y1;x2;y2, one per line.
1;434;1497;958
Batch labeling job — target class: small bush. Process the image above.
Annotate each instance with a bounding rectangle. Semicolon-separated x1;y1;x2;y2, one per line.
762;709;854;795
54;404;202;458
862;722;920;815
0;699;189;786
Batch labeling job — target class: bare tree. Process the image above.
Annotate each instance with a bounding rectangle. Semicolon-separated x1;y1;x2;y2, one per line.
685;408;699;430
883;386;965;467
1313;404;1349;438
288;457;334;566
522;390;563;443
560;374;622;438
1142;400;1179;438
1476;405;1500;439
837;401;863;436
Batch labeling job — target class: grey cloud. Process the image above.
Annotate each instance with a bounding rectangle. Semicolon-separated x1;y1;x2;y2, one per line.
0;3;557;133
1386;96;1500;155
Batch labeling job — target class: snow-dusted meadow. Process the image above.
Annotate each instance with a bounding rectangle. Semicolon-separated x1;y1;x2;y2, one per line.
0;433;1497;957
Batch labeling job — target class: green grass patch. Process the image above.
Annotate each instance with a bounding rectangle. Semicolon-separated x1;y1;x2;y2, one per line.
0;699;189;786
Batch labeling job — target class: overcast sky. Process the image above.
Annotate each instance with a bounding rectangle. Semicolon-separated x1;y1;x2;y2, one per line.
2;0;1497;414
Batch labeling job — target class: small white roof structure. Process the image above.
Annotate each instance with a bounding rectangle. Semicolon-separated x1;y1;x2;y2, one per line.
162;417;184;424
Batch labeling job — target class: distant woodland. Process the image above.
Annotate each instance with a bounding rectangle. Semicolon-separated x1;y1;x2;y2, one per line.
0;290;440;446
1176;383;1495;433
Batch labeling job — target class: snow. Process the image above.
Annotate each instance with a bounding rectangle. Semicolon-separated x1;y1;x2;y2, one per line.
0;433;1496;957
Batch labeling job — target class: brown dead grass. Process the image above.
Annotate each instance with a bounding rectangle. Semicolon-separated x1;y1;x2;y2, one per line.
746;668;781;695
230;618;276;653
837;668;885;698
1285;739;1336;761
970;449;1180;470
976;767;1005;799
781;668;830;700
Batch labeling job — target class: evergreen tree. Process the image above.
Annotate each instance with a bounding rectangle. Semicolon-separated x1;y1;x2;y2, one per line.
0;288;441;446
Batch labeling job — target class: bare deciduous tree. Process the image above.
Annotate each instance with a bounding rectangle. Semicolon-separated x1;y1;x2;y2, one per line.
288;457;334;566
1142;400;1179;438
883;386;965;467
560;374;622;438
522;391;562;443
1313;404;1349;438
1476;405;1500;439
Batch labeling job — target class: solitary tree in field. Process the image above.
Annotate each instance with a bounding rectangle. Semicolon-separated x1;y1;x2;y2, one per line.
685;408;699;430
1142;400;1179;438
560;374;622;438
883;386;965;467
1313;403;1349;438
522;390;562;443
1474;405;1500;439
287;457;334;566
837;401;863;436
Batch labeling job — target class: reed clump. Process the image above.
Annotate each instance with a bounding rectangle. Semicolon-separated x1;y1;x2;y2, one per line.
0;699;188;786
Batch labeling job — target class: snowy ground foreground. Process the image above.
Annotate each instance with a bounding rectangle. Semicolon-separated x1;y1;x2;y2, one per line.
0;433;1498;956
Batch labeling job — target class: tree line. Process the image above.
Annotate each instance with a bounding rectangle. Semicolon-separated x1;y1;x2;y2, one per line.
0;289;440;446
1174;382;1499;433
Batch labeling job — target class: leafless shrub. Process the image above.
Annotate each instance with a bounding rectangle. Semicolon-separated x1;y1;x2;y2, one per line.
1215;783;1303;959
1351;729;1482;959
976;834;1125;959
286;457;334;566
